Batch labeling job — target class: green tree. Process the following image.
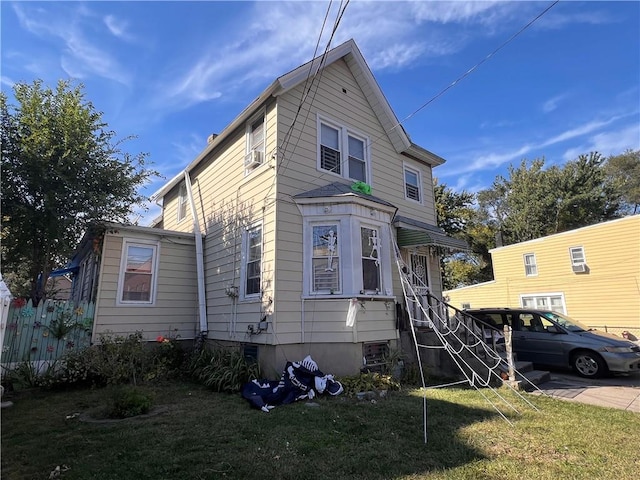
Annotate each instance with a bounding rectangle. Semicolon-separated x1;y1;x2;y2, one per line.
434;179;494;289
604;149;640;214
1;80;159;303
477;153;621;246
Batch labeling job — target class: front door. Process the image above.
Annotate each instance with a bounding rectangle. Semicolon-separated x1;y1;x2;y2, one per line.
409;252;433;327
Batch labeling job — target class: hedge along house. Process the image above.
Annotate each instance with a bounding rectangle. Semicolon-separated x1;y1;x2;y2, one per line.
74;39;466;376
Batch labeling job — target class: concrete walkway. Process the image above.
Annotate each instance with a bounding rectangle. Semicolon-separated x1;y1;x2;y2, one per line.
532;371;640;412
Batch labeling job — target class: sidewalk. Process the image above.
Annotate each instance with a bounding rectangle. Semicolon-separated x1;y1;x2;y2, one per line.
532;372;640;412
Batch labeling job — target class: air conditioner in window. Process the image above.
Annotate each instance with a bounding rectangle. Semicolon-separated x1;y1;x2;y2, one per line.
244;150;263;169
572;263;587;273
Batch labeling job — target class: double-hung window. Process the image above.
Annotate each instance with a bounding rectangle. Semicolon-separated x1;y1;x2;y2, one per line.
177;183;188;222
361;226;381;292
318;115;369;183
312;224;340;294
243;224;262;298
524;253;537;276
404;165;421;203
118;241;159;305
245;111;265;173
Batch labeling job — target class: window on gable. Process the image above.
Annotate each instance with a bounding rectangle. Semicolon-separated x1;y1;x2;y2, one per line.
312;225;340;293
118;241;158;304
320;124;341;174
361;226;381;292
569;246;585;265
348;136;366;182
404;166;421;202
177;183;188;222
524;253;537;276
243;224;262;297
318;116;369;183
245;112;265;173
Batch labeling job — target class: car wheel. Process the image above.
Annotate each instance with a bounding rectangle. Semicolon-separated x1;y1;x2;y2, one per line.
571;351;607;378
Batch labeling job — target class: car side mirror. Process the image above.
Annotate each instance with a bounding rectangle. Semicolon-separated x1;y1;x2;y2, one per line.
546;325;563;334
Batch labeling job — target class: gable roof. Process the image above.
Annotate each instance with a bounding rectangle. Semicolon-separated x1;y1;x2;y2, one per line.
151;39;444;202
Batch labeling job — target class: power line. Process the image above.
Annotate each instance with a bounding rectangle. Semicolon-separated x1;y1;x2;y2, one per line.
387;0;561;138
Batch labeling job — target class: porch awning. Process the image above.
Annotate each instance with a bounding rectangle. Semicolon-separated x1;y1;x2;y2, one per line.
394;216;470;251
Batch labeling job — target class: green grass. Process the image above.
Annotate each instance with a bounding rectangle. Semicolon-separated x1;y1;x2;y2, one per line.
2;381;638;480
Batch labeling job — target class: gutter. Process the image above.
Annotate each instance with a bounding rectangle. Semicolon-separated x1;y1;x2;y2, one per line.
184;171;208;335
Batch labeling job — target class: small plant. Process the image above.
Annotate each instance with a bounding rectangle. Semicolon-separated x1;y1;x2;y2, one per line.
4;361;45;389
338;372;400;397
47;311;79;340
188;347;261;393
99;386;154;419
91;332;149;385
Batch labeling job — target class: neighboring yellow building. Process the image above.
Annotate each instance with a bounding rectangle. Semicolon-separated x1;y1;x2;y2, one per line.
445;215;640;340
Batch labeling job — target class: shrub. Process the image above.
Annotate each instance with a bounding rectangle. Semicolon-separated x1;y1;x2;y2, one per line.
99;386;154;419
338;372;401;397
188;347;261;393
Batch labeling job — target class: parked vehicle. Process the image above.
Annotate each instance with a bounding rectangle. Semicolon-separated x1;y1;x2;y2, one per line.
462;308;640;378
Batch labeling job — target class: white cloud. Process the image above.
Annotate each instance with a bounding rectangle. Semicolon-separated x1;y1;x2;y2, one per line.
155;1;521;110
562;124;640;161
444;113;638;176
540;116;623;147
12;4;131;85
104;15;135;42
542;93;569;113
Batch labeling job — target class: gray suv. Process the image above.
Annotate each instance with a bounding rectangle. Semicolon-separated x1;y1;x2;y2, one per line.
463;308;640;378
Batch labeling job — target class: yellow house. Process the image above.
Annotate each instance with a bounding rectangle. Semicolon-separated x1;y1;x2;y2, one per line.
444;215;640;340
64;39;466;376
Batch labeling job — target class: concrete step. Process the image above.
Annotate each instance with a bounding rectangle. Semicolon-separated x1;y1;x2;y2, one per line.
504;368;551;391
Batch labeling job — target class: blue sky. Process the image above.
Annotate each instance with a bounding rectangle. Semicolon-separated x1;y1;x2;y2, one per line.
2;1;639;225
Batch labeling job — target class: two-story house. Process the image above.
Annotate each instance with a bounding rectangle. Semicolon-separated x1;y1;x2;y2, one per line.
444;215;640;340
64;39;466;376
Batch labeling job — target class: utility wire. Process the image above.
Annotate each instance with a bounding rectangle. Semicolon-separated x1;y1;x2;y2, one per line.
276;0;561;196
385;0;561;140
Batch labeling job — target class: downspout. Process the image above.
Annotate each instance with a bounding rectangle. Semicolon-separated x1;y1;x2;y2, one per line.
184;171;208;336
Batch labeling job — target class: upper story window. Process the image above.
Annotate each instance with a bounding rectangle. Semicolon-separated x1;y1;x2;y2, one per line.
403;165;421;203
242;224;262;298
245;111;265;174
318;115;369;183
569;246;585;265
177;183;188;222
523;253;537;276
117;240;159;305
569;246;587;273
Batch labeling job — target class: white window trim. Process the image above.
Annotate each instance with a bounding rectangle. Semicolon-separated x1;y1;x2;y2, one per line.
244;108;266;175
309;222;343;295
300;206;394;299
240;222;263;300
403;162;422;204
177;183;188;223
116;239;160;306
520;292;566;314
316;113;371;184
569;246;586;266
523;253;537;277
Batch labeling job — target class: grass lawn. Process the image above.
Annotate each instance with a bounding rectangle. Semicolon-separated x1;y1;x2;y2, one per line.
2;380;638;480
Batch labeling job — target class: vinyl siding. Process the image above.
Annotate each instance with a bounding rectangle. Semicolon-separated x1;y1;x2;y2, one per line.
445;216;640;337
93;231;198;340
271;58;438;345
